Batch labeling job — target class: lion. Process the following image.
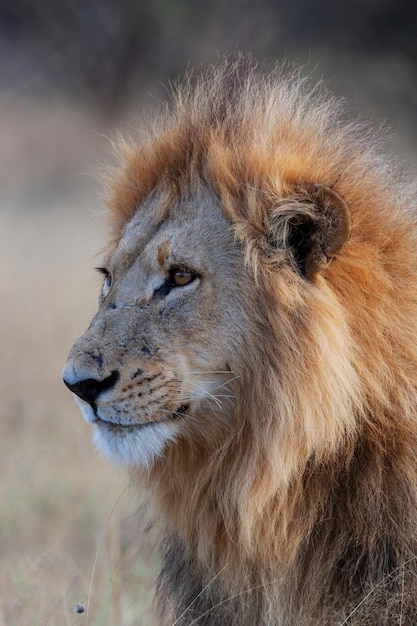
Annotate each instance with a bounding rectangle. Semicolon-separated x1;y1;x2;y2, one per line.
63;58;417;624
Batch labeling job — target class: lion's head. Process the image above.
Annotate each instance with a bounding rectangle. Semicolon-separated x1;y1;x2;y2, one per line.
63;186;253;468
63;59;417;624
63;178;352;471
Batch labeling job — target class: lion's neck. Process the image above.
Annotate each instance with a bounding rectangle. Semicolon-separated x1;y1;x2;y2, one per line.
142;428;417;625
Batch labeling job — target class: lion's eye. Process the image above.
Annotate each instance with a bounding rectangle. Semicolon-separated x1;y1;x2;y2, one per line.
155;266;199;298
103;274;112;296
96;267;112;297
170;268;195;287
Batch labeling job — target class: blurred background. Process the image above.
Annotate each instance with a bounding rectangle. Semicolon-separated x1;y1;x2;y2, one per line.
1;1;417;624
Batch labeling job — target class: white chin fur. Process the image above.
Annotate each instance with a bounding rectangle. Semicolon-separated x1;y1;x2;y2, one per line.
72;394;177;469
92;421;177;470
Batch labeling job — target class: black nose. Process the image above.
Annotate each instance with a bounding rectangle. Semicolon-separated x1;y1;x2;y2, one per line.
63;370;120;407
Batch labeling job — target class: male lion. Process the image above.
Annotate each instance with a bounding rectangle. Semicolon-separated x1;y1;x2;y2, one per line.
63;59;417;624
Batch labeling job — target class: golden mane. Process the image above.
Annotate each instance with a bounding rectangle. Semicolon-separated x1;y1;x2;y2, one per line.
103;59;417;623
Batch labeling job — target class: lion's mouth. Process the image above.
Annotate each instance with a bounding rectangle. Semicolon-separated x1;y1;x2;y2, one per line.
93;404;190;430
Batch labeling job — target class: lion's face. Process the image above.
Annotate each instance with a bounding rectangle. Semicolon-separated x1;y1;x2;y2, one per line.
63;188;250;467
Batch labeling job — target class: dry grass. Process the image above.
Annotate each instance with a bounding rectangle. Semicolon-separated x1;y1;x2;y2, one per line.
0;166;155;623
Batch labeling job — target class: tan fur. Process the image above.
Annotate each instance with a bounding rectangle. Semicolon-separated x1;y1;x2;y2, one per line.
64;58;417;624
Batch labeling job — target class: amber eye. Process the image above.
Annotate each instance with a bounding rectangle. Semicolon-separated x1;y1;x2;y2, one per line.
154;266;199;298
171;268;195;286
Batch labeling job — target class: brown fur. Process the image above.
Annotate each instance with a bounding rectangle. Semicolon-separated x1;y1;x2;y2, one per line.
73;58;417;624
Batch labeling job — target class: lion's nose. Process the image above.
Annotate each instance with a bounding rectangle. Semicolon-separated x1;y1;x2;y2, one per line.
63;370;119;407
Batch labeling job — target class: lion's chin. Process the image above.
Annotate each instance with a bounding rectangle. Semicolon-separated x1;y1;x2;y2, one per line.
72;394;186;468
92;419;178;469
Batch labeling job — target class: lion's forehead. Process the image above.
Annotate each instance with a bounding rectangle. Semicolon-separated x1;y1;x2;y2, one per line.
112;188;236;275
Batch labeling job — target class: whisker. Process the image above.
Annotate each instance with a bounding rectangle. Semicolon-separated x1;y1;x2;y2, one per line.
189;370;236;375
179;375;240;391
208;376;240;393
211;394;236;399
156;406;200;423
205;392;223;409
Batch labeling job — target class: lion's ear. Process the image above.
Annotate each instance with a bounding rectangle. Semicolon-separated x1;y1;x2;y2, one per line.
273;183;351;280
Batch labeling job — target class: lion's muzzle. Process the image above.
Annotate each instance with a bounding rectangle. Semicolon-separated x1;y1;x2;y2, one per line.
63;369;119;408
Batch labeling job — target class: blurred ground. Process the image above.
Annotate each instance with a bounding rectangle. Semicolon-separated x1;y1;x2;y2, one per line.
1;1;417;625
